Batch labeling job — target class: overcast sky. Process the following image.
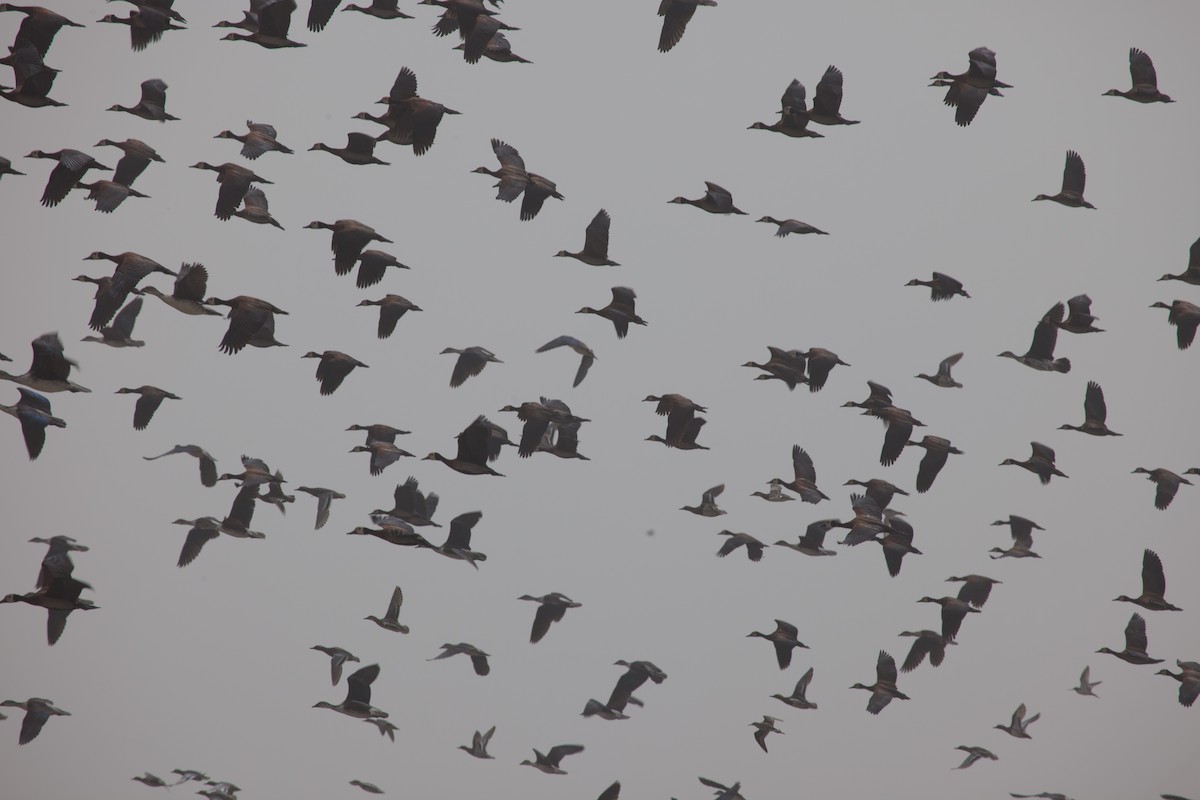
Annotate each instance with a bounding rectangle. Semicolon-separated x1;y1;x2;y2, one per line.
1;1;1198;798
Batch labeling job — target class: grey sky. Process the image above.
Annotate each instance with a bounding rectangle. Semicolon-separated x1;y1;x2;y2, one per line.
1;1;1198;798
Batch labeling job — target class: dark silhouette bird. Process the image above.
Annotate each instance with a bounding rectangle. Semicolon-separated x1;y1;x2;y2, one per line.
906;435;962;493
842;477;908;509
1132;467;1192;510
294;486;344;530
699;777;746;800
115;385;180;430
131;773;169;788
419;0;499;41
1159;236;1200;284
556;209;619;265
749;716;782;752
1155;662;1200;707
906;272;970;301
205;295;289;355
214;121;294;160
1033;150;1094;208
80;251;176;331
669;181;745;215
681;483;726;516
519;592;581;643
138;262;218;316
369;67;461;157
1149;300;1200;350
769;445;828;502
233;187;284;229
97;6;185;51
350;442;413;476
801;65;859;125
0;4;85;56
431;510;485;568
535;336;595;387
1;573;98;646
716;530;768;562
0;333;90;393
916;352;964;388
657;0;716;52
348;780;383;795
990;515;1043;559
310;645;360;685
946;574;1002;608
310;133;389;165
643;393;705;448
757;216;827;236
1001;442;1068;485
313;663;387;718
190;162;272;220
899;630;956;672
221;0;305;47
95;138;163;187
917;596;980;641
868;404;925;467
143;444;217;487
2;387;66;460
953;746;998;770
930;47;1009;126
1104;48;1173;103
577;287;647;339
26;149;110;207
994;703;1039;738
1097;612;1163;665
73;180;150;213
998;305;1071;373
774;519;837;557
851;651;909;714
364;586;409;633
748;619;808;669
521;744;584;775
743;346;808;390
442;346;501;388
771;667;817;710
0;156;24;179
748;78;823;139
454;28;529;63
458;725;496;758
803;348;849;392
429;642;490;676
0;698;71;744
423;416;506;476
0;42;65;107
1051;294;1103;333
607;660;667;712
1071;666;1101;697
358;295;420;338
350;250;409;289
108;78;177;121
302;351;368;395
304;219;392;275
1059;381;1120;436
871;515;923;577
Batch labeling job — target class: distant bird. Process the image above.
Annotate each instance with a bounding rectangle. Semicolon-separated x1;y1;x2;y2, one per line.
207;295;288;355
843;477;908;509
139;263;219;316
743;346;807;390
1;572;97;646
0;5;85;56
1104;48;1173;103
1050;294;1103;334
94;138;163;187
930;47;1010;126
441;346;501;388
458;725;496;758
77;181;149;221
365;586;409;633
521;744;584;775
1159;236;1200;285
577;287;648;339
1115;549;1181;612
868;404;926;467
917;596;980;642
108;78;177;121
802;348;849;392
0;333;90;393
752;482;794;503
2;387;66;460
350;442;414;476
233;187;284;229
214;121;294;160
79;251;176;331
1033;150;1094;209
916;352;963;388
0;43;65;107
144;444;217;487
221;0;305;47
953;746;998;770
170;770;209;786
1149;300;1200;350
353;251;411;289
699;777;746;800
716;530;767;562
899;630;955;672
645;394;707;450
115;385;180;430
682;484;726;516
1155;661;1200;708
851;650;909;714
455;25;530;63
748;619;808;669
429;642;490;676
998;306;1071;373
470;138;562;219
669;181;745;215
519;593;581;644
757;216;827;236
774;519;837;557
0;698;71;744
26;149;110;207
994;703;1040;738
990;515;1043;560
607;660;667;712
946;574;1002;608
906;273;970;301
1001;441;1068;485
304;219;393;275
1096;612;1163;665
368;66;460;157
657;0;715;53
191;162;272;220
98;7;184;51
349;780;383;794
311;645;360;685
771;667;817;709
310;132;389;166
535;336;596;387
749;716;782;753
1071;666;1101;697
313;663;388;718
423;416;506;476
302;350;368;395
769;445;829;502
1058;381;1120;436
906;435;962;493
556;209;619;265
748;78;823;139
1133;467;1193;511
295;486;344;529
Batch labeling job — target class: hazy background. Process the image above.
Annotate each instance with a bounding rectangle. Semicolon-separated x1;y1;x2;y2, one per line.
1;1;1198;798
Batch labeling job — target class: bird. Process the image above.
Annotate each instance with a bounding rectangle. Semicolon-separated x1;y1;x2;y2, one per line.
1058;381;1120;435
304;220;393;275
233;187;284;229
748;619;808;669
221;0;305;47
374;475;439;527
352;251;411;289
580;698;629;720
994;703;1040;738
771;667;817;709
716;531;768;562
114;386;180;430
801;65;859;125
216;455;285;488
1071;666;1101;697
313;663;388;718
898;630;956;672
1104;48;1173;103
0;41;66;108
945;574;1002;608
470;138;562;219
851;651;909;714
757;216;828;236
302;351;368;395
743;347;808;390
657;0;716;53
916;352;963;387
73;179;149;213
520;744;584;775
311;646;360;686
350;442;414;477
535;336;596;387
138;263;219;316
108;78;178;121
998;306;1071;373
867;404;925;467
842;477;908;509
169;770;210;786
206;295;289;355
190;162;272;220
748;78;823;139
906;272;970;301
906;435;962;493
295;486;344;530
669;181;746;215
1159;236;1200;284
1115;549;1182;611
953;746;998;770
606;660;667;712
1001;442;1068;485
1096;612;1163;665
768;445;828;502
98;7;184;51
28;535;88;589
455;25;530;63
1033;150;1095;208
256;472;294;516
419;0;501;43
173;489;265;569
143;444;218;487
802;348;849;392
917;596;980;641
699;777;746;800
309;133;389;166
79;251;177;331
990;515;1044;560
428;643;490;676
930;47;1009;125
423;416;506;476
458;725;496;758
0;698;71;744
0;4;85;56
25;149;110;207
774;519;838;557
682;484;726;516
749;716;782;752
556;209;619;265
1149;300;1200;350
94;138;163;187
1155;662;1200;708
433;510;486;568
518;593;581;644
752;482;795;503
364;586;409;633
441;346;501;388
214;121;294;160
2;387;66;460
1;571;97;645
1051;294;1104;333
349;780;383;794
537;418;589;460
595;782;621;800
577;287;648;339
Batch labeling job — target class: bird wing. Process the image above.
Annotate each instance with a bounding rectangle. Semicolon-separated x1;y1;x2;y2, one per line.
1125;613;1150;652
1142;549;1167;598
967;47;999;81
657;0;697;53
573;354;594;387
1062;150;1086;196
792;445;817;482
545;744;584;764
1083;381;1107;423
1128;47;1157;88
916;449;948;493
702;182;734;212
346;663;381;705
583;209;612;258
811;65;845;116
455;416;494;466
174;263;209;301
901;636;930;673
607;668;649;711
178;525;219;568
133;393;166;430
1030;441;1056;463
938;352;963;377
449;351;488;388
385;586;404;618
1027;317;1060;360
530;602;566;644
110;297;143;339
444;511;482;549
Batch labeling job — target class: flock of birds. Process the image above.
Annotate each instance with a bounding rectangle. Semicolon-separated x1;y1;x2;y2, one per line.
0;2;1197;800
